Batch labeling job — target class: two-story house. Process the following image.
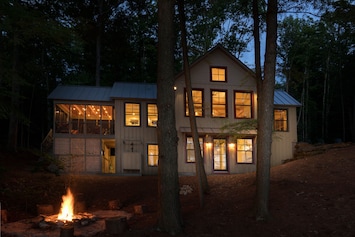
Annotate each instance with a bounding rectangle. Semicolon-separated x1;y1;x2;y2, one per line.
48;45;301;175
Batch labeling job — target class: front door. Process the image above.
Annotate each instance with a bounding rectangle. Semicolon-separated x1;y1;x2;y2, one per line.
213;138;227;171
102;139;116;173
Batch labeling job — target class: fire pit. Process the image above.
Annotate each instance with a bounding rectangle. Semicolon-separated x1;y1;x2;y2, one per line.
1;188;133;237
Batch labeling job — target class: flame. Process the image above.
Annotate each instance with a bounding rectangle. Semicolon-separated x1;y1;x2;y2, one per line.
57;188;74;222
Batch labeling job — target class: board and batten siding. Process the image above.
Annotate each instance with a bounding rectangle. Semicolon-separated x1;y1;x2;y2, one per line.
271;107;298;166
114;100;158;175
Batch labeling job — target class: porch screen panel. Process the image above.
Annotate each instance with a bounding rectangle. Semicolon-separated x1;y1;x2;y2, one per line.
70;105;85;134
101;106;114;134
55;104;69;133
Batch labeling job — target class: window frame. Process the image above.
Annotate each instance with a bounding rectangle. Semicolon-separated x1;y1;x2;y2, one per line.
186;136;204;163
124;102;141;127
234;91;253;119
236;138;254;164
147;103;158;127
211;89;228;118
147;144;159;167
210;66;227;82
274;108;288;132
184;88;204;117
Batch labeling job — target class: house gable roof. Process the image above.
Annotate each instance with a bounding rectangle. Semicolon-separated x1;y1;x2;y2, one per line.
175;44;256;79
111;82;156;100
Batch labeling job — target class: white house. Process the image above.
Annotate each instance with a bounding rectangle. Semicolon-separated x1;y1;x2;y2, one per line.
48;45;301;175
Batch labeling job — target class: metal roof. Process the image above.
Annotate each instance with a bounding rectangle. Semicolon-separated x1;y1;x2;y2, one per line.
48;85;301;107
111;82;157;99
274;90;302;107
47;85;112;102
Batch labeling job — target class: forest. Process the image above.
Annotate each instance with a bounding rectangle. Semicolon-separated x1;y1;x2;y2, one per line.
1;0;355;149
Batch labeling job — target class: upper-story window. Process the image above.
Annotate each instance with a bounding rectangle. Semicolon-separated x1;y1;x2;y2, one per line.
235;91;252;119
274;109;288;131
185;89;204;117
147;103;158;127
211;90;227;118
211;67;227;82
125;103;140;126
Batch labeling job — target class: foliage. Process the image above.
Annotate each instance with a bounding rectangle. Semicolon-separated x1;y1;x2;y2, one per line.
221;119;258;141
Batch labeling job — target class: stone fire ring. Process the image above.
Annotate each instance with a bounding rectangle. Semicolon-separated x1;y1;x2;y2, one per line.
1;210;132;237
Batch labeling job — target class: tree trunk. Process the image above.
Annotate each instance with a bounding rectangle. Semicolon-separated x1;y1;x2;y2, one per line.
156;0;183;234
8;32;20;151
255;0;277;221
177;0;209;208
95;0;103;87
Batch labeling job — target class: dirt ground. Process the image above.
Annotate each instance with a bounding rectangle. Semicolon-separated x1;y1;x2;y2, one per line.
1;143;355;237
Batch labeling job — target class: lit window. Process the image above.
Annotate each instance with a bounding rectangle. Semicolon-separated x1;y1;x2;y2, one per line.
125;103;140;126
274;109;288;131
147;104;158;127
185;89;203;117
235;92;252;119
212;90;227;118
186;137;204;163
148;144;159;166
237;139;253;163
211;67;226;82
213;138;227;171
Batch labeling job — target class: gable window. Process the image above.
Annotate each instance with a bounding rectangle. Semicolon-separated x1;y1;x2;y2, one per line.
211;90;227;118
211;67;226;82
185;89;204;117
235;91;252;119
125;103;140;126
147;103;158;127
274;109;288;131
147;144;159;166
237;138;253;163
186;137;204;163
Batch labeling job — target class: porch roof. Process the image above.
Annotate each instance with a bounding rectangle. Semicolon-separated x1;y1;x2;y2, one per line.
47;85;112;102
274;90;302;107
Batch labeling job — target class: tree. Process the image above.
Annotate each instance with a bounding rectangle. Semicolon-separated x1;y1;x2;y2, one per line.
177;0;209;208
156;0;183;234
254;0;278;221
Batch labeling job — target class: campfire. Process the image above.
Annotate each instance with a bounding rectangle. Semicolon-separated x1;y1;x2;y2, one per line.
42;188;96;227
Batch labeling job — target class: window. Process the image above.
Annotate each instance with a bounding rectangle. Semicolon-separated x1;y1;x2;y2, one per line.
125;103;140;126
211;90;227;118
186;137;204;163
237;139;253;163
185;89;203;117
235;92;252;118
213;138;227;171
147;104;158;127
211;67;226;82
274;109;288;131
148;144;159;166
